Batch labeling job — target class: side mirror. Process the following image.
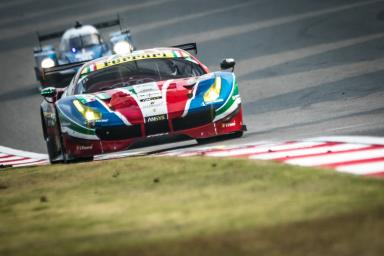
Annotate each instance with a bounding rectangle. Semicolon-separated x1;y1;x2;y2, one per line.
220;58;235;71
41;87;57;98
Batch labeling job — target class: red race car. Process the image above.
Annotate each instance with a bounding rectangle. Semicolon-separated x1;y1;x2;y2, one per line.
40;44;246;163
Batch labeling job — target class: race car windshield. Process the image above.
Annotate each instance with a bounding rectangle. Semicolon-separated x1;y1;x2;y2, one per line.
77;58;206;94
66;34;101;50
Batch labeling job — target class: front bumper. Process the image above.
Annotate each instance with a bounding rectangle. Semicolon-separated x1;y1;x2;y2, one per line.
95;106;216;140
62;105;244;158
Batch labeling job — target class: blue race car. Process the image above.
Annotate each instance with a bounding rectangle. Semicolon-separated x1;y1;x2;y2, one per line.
34;17;135;89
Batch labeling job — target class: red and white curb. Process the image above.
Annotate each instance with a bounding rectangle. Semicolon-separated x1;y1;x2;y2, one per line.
157;136;384;178
0;146;144;168
1;136;384;178
0;146;49;168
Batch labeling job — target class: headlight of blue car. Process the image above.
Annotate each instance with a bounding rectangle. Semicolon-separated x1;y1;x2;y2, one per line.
40;57;55;68
113;41;133;55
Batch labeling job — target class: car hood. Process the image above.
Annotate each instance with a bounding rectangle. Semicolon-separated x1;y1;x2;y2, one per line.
90;77;206;125
56;72;236;128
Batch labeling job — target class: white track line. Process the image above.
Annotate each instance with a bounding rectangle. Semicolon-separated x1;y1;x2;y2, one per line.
206;142;323;157
13;160;49;167
0;146;48;159
286;148;384;166
336;161;384;175
0;158;45;166
303;136;384;145
0;158;48;166
94;151;146;160
249;143;369;160
166;144;275;157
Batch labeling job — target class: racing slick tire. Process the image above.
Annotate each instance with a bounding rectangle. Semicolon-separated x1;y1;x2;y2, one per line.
41;108;93;163
41;108;65;164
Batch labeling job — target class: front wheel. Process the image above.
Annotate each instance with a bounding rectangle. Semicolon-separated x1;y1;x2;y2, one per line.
41;109;65;164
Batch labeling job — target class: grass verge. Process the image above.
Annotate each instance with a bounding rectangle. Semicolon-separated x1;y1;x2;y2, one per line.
0;157;383;256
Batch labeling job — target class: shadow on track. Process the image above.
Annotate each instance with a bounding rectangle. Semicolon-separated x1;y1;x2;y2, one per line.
0;85;37;102
243;70;384;116
247;107;384;137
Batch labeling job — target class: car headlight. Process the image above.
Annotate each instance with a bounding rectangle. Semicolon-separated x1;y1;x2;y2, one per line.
203;77;222;103
40;57;55;68
73;100;102;122
113;41;133;55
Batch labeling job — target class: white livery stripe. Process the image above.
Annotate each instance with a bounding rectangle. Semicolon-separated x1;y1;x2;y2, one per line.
182;75;208;118
250;143;369;160
161;80;173;119
336;161;384;175
285;148;384;166
0;146;48;159
133;82;168;121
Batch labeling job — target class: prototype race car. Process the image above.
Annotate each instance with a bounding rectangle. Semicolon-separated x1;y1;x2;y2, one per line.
40;44;246;163
34;17;135;89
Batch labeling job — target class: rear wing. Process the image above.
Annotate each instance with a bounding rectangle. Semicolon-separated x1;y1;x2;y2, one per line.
171;42;197;55
41;61;88;87
42;61;87;76
37;16;123;44
94;18;121;30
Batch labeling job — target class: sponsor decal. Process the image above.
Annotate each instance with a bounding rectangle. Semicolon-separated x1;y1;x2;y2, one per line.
145;114;166;123
76;145;93;151
95;119;109;123
222;121;236;128
140;96;162;102
147;132;168;138
81;50;191;75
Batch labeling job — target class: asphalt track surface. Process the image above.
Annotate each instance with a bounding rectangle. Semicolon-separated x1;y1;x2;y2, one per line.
0;0;384;154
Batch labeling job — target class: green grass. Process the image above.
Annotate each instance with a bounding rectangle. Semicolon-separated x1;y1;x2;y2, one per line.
0;157;383;256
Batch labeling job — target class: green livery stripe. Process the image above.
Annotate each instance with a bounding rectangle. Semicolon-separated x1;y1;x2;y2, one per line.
216;80;239;116
76;96;88;104
68;122;96;135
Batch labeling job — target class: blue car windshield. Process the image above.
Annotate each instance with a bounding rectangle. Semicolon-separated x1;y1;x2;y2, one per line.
77;58;206;94
67;34;101;50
